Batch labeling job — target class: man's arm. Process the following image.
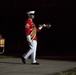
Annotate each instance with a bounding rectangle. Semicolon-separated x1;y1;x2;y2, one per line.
37;24;47;32
25;24;32;43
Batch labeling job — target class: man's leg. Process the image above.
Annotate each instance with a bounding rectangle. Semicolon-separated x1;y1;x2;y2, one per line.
24;49;33;60
23;41;34;60
31;40;37;63
21;42;34;64
31;40;39;65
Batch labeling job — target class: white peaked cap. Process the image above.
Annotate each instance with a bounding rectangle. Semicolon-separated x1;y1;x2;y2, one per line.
27;11;35;15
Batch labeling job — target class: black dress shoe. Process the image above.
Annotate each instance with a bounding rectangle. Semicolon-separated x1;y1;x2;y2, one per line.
31;62;39;65
21;57;26;64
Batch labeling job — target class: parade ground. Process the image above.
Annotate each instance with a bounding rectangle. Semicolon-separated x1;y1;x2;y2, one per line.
0;56;76;75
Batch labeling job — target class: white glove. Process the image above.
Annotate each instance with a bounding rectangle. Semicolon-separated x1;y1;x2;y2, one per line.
43;24;46;27
39;24;46;30
26;35;32;43
39;26;43;30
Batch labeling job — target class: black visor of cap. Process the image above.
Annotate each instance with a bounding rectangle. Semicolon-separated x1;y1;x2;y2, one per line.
30;13;34;15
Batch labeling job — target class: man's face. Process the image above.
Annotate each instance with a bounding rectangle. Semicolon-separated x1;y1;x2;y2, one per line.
30;15;35;19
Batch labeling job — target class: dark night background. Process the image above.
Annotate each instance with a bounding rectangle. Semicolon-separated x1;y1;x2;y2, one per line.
0;0;76;58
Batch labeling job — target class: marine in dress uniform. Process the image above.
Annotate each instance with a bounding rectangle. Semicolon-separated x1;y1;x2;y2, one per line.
21;11;47;65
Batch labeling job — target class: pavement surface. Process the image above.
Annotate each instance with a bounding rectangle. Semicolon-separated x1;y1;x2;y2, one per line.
0;58;76;75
